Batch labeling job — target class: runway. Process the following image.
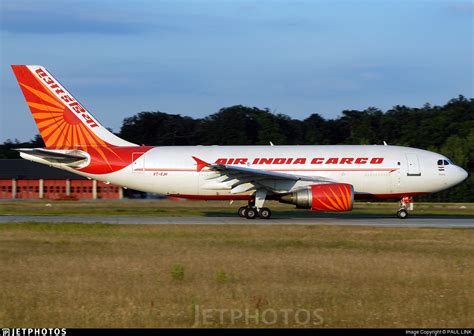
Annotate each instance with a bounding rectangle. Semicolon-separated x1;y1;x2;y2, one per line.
0;215;473;228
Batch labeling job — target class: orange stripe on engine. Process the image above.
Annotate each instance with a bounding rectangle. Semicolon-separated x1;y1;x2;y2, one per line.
337;186;348;209
328;188;345;210
324;191;343;210
344;186;351;209
317;199;338;211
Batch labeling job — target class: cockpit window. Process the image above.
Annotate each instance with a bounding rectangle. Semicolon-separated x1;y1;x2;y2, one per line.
438;159;452;166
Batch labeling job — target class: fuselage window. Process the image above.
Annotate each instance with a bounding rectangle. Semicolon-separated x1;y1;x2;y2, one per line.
437;159;443;165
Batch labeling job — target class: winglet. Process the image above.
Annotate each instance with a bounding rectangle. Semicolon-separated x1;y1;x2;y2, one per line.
192;156;210;172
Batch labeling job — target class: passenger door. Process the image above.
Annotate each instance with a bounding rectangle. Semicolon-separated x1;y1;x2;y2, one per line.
132;152;145;173
406;153;421;176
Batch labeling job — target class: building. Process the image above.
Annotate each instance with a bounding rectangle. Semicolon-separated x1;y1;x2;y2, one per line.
0;160;123;200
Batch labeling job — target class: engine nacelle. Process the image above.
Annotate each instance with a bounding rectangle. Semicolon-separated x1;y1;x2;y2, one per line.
279;183;354;212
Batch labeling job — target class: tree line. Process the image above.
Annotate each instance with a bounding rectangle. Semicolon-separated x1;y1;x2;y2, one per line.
1;95;472;201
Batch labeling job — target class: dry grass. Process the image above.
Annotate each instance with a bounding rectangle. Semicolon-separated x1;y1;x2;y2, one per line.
0;223;473;328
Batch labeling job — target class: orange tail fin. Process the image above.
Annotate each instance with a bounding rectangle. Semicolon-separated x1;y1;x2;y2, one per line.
11;65;135;149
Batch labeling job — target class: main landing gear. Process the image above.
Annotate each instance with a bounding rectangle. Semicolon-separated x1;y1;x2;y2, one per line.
238;200;272;220
397;196;413;219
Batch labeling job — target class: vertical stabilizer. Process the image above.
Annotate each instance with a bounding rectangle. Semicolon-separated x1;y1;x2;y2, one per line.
11;65;136;149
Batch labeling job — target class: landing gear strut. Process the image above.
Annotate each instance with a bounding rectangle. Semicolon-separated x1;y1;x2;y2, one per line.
397;196;413;219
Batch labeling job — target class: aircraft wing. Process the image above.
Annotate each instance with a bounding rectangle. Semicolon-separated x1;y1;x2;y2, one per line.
210;164;332;182
194;156;334;194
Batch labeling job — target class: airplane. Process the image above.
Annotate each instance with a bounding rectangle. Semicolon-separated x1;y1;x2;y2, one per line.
11;65;468;219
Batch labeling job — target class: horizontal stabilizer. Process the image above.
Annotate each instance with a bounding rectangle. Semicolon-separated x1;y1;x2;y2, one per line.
15;148;88;165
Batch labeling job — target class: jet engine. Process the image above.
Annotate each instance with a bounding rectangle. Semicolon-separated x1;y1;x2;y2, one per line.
279;183;354;212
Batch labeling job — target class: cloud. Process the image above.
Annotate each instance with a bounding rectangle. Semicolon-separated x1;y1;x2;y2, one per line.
0;1;151;35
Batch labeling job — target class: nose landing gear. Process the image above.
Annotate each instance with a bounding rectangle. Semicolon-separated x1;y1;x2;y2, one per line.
397;196;413;219
397;208;408;219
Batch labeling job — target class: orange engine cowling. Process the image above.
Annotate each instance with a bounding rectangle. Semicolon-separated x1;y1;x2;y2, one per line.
279;183;354;212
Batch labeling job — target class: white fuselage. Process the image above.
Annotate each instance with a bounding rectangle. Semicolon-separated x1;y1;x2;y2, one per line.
29;145;466;200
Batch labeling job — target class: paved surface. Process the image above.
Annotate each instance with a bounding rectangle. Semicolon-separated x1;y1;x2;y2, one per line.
0;215;473;228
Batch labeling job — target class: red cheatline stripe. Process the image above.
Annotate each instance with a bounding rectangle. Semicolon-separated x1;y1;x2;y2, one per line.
134;168;399;172
134;168;203;172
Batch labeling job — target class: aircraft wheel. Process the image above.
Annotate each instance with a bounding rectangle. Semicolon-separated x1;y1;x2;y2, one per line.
259;207;271;219
397;209;408;219
238;206;247;218
245;207;257;219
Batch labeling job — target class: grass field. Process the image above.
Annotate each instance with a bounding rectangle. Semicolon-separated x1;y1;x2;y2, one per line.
1;199;474;217
1;223;473;328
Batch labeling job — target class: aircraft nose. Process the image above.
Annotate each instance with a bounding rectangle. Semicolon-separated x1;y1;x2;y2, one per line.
455;166;468;184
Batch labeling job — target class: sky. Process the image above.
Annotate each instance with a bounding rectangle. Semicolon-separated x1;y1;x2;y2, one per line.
0;0;472;142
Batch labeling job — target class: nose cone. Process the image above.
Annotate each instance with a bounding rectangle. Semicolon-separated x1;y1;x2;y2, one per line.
453;166;468;185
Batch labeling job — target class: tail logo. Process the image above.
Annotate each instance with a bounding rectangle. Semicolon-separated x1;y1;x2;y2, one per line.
12;65;108;149
11;65;149;175
34;68;99;128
